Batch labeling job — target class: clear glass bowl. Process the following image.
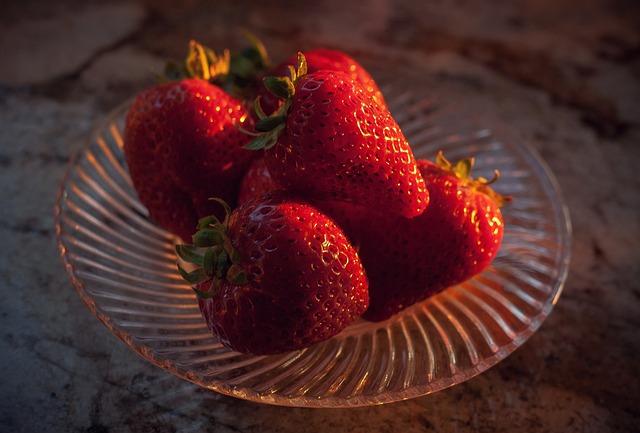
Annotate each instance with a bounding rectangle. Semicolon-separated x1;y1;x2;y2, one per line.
54;83;571;407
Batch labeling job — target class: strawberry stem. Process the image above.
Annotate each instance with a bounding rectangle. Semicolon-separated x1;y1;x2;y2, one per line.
162;34;270;100
253;96;268;120
175;199;248;297
435;150;512;206
241;52;309;150
186;40;230;82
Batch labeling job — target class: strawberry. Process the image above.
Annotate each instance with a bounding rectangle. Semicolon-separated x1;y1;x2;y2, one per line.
124;78;257;241
237;157;281;205
236;157;369;248
124;40;266;241
175;193;369;355
258;48;385;115
356;153;511;322
243;54;429;218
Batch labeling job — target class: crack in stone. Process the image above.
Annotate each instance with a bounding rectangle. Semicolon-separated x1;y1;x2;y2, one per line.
29;36;140;100
8;150;70;166
0;219;52;237
25;8;151;101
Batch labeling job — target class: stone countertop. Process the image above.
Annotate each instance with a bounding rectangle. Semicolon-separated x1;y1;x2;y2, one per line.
1;1;638;432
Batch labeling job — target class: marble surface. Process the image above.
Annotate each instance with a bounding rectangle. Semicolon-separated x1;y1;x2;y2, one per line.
1;0;639;431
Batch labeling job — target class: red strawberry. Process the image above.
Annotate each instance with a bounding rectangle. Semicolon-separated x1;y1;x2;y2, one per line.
124;39;270;241
237;157;281;205
124;78;257;241
356;153;511;322
236;158;368;246
258;48;385;115
176;193;369;355
244;55;429;218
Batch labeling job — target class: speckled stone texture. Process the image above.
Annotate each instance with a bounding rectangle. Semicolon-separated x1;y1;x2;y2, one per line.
1;1;638;432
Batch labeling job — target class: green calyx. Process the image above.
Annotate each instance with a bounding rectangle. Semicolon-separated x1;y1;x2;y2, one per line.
240;52;308;151
175;199;248;299
162;32;270;99
436;151;512;207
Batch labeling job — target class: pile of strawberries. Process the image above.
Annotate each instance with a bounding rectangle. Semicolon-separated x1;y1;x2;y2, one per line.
123;38;510;355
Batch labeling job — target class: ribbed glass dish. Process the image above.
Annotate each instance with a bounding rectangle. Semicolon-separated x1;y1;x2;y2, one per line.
54;83;571;407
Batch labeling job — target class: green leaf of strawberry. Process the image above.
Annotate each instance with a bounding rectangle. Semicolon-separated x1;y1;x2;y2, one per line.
262;76;296;101
176;262;209;285
160;34;270;100
175;244;205;266
255;47;386;116
254;114;287;133
435;151;512;207
175;201;248;297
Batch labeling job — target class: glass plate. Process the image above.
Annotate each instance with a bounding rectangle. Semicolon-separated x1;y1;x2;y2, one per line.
54;83;571;407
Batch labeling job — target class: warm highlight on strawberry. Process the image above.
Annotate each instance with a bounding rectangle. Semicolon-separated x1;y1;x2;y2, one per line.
244;54;429;218
124;37;513;353
124;78;257;241
123;39;269;241
231;151;509;323
176;193;369;355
